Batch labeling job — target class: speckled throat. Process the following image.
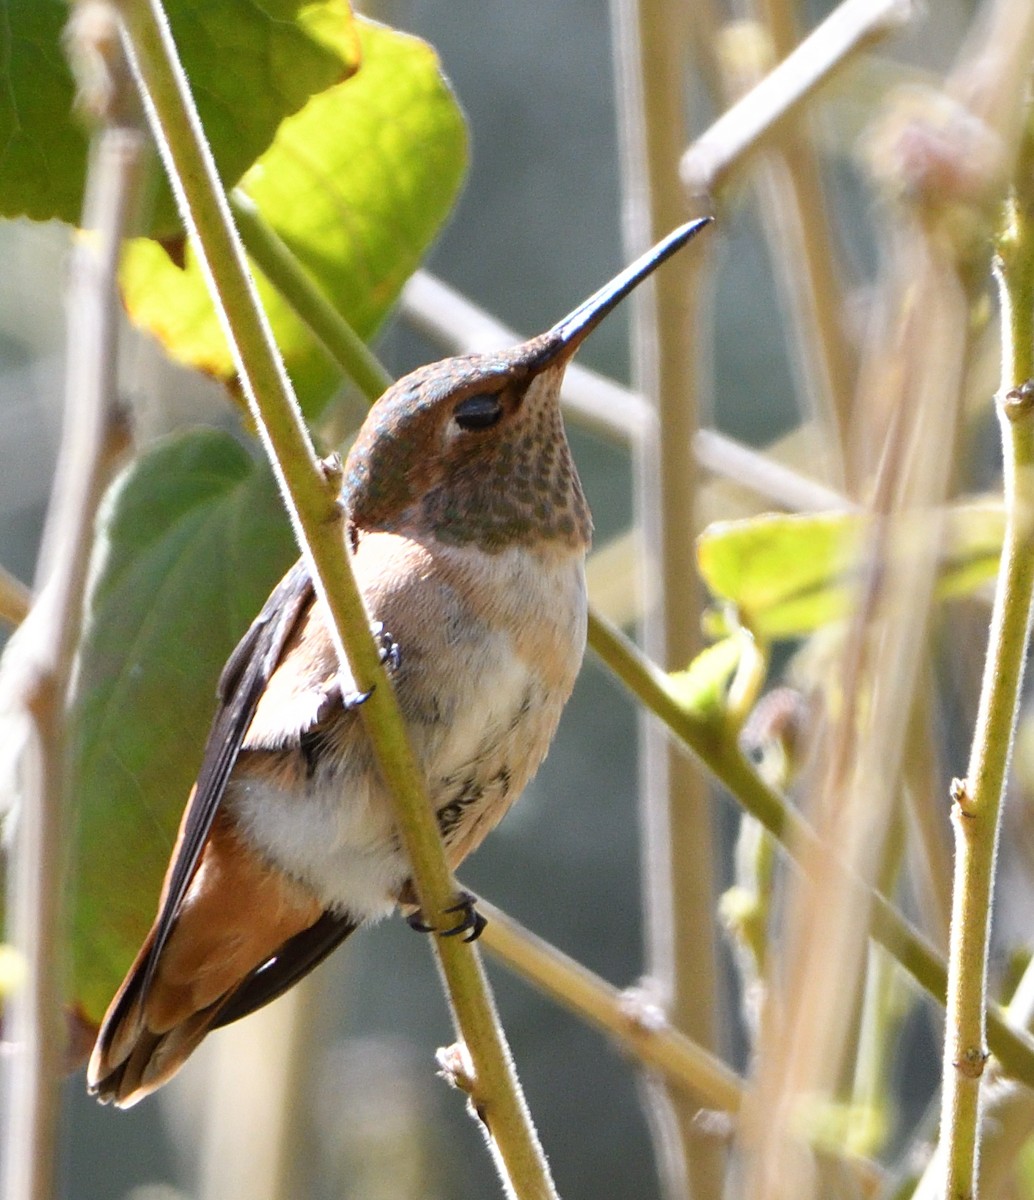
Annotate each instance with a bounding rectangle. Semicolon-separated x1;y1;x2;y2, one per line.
419;373;592;553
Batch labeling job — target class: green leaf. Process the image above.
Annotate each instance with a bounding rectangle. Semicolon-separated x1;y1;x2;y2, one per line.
67;430;297;1023
666;637;745;725
697;503;1004;640
0;0;89;223
119;18;468;416
0;0;359;228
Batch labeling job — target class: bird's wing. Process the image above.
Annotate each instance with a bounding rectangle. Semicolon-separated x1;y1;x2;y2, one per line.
141;557;316;997
209;909;359;1029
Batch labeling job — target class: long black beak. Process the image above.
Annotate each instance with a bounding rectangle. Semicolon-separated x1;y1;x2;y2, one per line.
547;217;713;358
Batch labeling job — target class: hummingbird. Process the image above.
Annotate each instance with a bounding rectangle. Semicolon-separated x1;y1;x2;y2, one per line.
87;217;712;1107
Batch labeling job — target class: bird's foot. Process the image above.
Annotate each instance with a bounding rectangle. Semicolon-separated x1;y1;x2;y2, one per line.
405;890;487;943
372;622;402;674
441;892;488;942
340;623;401;709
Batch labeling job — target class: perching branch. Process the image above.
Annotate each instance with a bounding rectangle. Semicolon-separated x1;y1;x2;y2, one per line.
478;898;742;1113
112;1;558;1196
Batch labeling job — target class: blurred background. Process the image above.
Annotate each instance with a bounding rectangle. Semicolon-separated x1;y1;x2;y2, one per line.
0;0;1011;1197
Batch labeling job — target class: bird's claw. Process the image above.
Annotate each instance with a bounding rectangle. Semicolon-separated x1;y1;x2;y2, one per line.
341;685;374;710
340;624;401;709
372;622;401;674
441;892;488;942
406;891;487;943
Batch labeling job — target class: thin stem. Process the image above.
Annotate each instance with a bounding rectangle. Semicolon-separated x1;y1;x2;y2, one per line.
938;124;1034;1200
680;0;914;197
228;189;393;405
0;14;143;1198
717;3;856;480
763;153;855;474
913;904;1034;1200
902;690;953;952
846;822;908;1160
478;900;742;1113
610;0;721;1193
114;2;557;1195
198;978;319;1200
478;898;878;1196
585;607;1034;1086
692;429;854;513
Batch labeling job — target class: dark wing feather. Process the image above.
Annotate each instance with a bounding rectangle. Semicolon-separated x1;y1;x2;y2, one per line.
211;911;358;1029
140;558;315;998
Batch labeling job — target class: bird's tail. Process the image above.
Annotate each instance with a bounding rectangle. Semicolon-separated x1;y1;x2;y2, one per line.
88;910;358;1107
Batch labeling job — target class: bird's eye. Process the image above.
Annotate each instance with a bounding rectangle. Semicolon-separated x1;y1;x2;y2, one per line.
453;392;503;431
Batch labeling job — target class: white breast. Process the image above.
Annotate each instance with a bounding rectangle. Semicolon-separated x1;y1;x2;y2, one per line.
231;533;587;919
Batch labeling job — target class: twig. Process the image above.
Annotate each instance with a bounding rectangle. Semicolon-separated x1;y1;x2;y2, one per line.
753;152;855;479
693;429;854;513
938;116;1034;1200
478;899;742;1113
680;0;914;197
740;223;969;1198
228;189;393;405
479;894;879;1196
0;8;143;1198
113;2;558;1195
914;948;1034;1200
901;690;953;951
714;7;857;479
844;815;909;1160
610;0;722;1193
585;607;1034;1086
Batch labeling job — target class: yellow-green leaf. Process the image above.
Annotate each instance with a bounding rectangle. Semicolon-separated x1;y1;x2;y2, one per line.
119;18;468;416
666;636;745;724
697;503;1004;640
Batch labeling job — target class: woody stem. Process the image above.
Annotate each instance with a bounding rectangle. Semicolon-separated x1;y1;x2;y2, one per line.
938;116;1034;1199
114;2;559;1196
